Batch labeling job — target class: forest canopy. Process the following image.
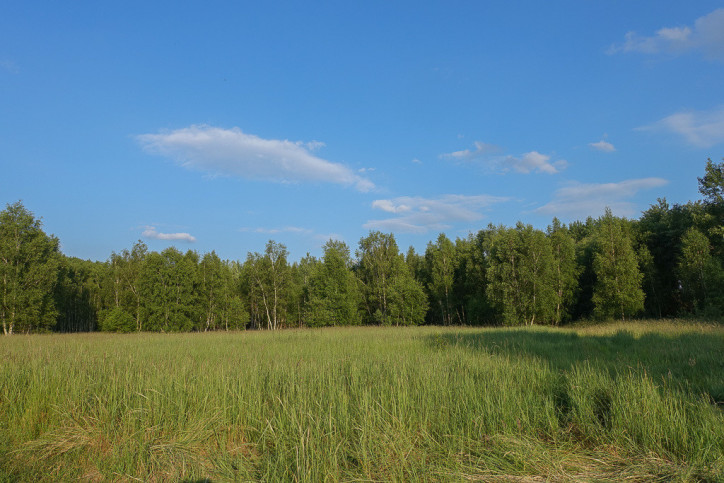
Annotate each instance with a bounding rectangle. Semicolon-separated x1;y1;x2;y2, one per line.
1;159;722;334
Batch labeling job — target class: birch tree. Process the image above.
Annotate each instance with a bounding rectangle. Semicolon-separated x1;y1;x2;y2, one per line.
0;201;60;334
592;209;644;320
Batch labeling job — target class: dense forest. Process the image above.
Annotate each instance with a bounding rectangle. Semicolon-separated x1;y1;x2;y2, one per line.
1;160;722;334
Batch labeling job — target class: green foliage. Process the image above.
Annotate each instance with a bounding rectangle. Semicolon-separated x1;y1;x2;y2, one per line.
0;201;60;334
678;227;723;316
547;219;579;325
592;209;644;320
698;158;724;206
54;257;103;332
454;231;494;325
304;240;361;327
243;240;291;329
425;233;457;325
99;306;135;332
357;231;427;325
486;224;557;325
139;248;199;332
5;158;724;333
104;241;148;331
638;198;702;317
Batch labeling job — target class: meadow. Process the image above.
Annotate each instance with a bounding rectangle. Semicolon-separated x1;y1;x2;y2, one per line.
1;321;723;481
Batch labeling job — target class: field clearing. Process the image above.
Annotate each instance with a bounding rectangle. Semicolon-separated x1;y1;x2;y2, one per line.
1;321;723;481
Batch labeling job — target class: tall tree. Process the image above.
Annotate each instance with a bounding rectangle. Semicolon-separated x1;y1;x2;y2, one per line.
547;219;579;325
638;199;699;317
454;230;494;325
0;202;60;334
698;158;724;206
425;233;457;325
356;231;427;325
219;261;248;330
138;247;199;332
289;254;319;327
122;241;148;331
591;209;644;320
486;224;556;325
678;227;722;314
55;257;104;332
356;231;398;324
102;241;148;331
199;251;226;331
305;240;361;326
698;158;724;259
244;240;290;330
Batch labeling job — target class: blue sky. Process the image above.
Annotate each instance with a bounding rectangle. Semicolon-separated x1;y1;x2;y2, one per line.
1;1;723;262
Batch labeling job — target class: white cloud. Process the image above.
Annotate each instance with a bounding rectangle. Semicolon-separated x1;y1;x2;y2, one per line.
504;151;566;174
608;8;724;61
364;194;509;234
441;142;566;174
535;178;668;219
142;226;197;243
440;141;500;161
639;106;724;148
589;139;616;152
371;199;412;214
137;125;374;192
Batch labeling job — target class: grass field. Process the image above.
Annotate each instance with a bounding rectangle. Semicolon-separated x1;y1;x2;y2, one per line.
1;320;723;481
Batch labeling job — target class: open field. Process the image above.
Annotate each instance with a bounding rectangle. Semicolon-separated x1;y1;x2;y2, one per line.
1;321;723;481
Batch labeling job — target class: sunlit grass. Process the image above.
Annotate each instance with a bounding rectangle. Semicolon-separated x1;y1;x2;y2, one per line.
1;321;722;481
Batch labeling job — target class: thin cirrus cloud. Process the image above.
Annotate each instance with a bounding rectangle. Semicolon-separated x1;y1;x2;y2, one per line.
240;226;313;236
440;142;567;174
137;125;374;192
239;226;342;243
142;226;197;243
364;194;509;234
0;60;19;74
638;106;724;148
608;8;724;61
535;178;669;220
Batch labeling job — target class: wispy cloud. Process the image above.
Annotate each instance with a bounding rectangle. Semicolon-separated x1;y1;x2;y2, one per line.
608;8;724;61
364;194;509;234
535;178;668;219
240;226;314;236
0;60;19;74
638;106;724;148
137;125;374;192
440;142;566;174
589;139;616;152
239;226;342;243
142;226;197;243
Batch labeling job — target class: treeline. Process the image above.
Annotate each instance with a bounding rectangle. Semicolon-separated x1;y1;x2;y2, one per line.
1;160;722;334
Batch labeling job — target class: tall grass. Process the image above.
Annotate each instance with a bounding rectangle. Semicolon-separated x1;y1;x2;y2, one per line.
1;321;722;481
